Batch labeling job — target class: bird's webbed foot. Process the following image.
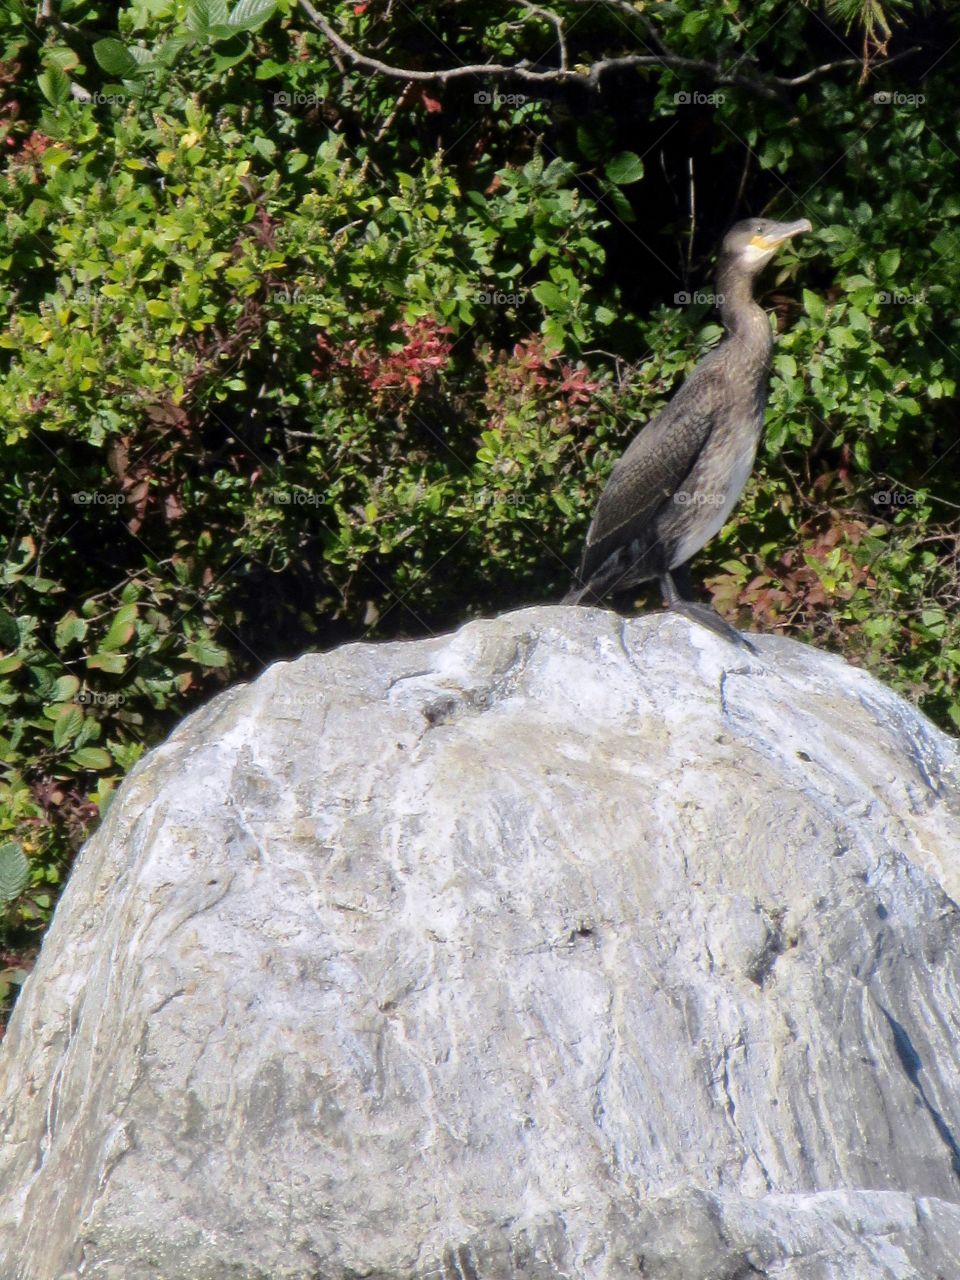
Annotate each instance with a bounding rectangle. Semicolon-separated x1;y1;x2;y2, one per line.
661;570;757;654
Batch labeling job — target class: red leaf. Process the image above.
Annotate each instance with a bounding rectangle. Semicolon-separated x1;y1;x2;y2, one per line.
421;90;443;114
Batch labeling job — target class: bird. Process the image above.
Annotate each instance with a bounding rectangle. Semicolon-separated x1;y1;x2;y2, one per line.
563;216;812;649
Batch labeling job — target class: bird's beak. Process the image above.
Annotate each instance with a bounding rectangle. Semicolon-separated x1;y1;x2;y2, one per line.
749;219;813;252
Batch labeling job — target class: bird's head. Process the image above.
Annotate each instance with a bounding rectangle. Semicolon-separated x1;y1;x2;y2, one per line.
721;217;813;274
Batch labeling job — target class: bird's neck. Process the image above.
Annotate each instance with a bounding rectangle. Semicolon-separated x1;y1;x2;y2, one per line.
716;263;773;366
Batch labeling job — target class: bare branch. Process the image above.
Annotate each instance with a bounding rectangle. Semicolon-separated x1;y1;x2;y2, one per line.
772;44;920;87
296;0;912;102
297;0;781;97
514;1;568;75
773;57;862;87
581;53;782;98
686;156;695;277
298;0;540;82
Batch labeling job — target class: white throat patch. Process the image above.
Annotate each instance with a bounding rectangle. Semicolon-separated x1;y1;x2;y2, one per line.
742;242;776;266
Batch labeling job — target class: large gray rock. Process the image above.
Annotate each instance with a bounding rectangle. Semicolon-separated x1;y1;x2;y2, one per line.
2;605;960;1279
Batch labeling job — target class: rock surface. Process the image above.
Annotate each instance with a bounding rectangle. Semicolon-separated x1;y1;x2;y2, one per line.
2;605;960;1279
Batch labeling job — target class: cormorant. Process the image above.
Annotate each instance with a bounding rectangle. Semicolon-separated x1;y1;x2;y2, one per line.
564;216;812;648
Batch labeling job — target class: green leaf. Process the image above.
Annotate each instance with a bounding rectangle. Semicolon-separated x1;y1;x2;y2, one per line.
184;637;229;667
101;603;138;651
575;124;605;163
0;609;19;650
52;674;81;702
211;39;251;69
155;35;194;67
93;39;140;78
227;0;275;30
55;611;88;649
38;66;71;108
878;248;900;278
45;46;81;71
71;747;113;770
604;152;644;185
146;299;175;318
5;537;36;577
53;704;84;747
31;666;56;699
680;10;710;34
87;651;127;674
0;842;28;903
251;134;276;160
532;280;566;309
110;741;144;771
542;157;575;186
604;184;635;223
803;289;826;325
187;0;229;32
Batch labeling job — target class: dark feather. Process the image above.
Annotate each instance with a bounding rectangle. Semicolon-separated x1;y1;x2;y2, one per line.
577;360;725;589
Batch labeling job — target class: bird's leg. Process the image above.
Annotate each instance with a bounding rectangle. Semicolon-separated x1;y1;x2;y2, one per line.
661;566;756;653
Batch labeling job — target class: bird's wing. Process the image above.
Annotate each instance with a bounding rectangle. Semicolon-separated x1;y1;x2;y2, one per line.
577;361;725;585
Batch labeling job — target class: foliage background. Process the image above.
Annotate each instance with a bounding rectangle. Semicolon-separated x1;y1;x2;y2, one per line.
1;0;959;1020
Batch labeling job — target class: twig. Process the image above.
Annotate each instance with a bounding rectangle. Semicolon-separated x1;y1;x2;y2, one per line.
515;1;568;73
563;0;668;56
731;144;751;225
686;155;695;276
357;81;415;182
777;56;863;87
775;44;920;87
